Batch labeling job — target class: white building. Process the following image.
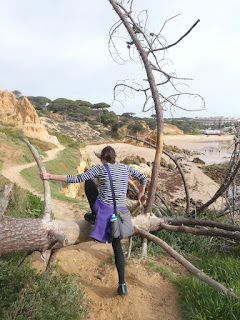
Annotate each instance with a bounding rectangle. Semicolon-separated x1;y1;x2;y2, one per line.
194;116;240;126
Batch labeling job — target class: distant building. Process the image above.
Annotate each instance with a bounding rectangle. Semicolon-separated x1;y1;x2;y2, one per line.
199;129;222;135
194;116;240;126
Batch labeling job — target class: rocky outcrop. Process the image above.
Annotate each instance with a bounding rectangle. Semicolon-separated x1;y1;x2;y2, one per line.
0;90;59;144
60;147;92;200
163;123;183;135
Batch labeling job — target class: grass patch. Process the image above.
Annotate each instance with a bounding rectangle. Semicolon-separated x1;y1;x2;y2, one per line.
5;184;44;218
145;260;175;280
0;125;55;166
21;147;81;202
174;253;240;320
132;228;240;320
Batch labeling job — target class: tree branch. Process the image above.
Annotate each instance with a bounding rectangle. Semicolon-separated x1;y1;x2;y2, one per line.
158;222;240;241
23;138;51;220
135;226;239;299
149;19;200;53
191;156;240;216
166;218;240;232
0;184;13;219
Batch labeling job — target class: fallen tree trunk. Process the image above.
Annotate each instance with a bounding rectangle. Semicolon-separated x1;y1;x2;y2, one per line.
0;215;93;255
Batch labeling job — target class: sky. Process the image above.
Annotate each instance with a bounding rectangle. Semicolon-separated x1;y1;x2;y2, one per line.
0;0;239;119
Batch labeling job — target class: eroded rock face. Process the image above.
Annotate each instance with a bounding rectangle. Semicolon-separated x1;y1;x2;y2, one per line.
60;147;92;200
0;90;59;144
163;123;184;135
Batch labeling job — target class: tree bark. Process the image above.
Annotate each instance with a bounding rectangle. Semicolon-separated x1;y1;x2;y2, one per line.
0;216;93;256
0;184;13;219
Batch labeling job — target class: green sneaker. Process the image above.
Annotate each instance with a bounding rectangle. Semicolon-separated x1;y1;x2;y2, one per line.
117;284;128;296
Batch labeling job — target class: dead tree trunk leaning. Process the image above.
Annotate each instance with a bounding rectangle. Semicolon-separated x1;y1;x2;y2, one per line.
109;0;163;256
109;0;164;215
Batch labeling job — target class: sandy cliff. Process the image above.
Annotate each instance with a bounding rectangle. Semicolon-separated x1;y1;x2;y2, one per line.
0;90;58;144
119;120;183;146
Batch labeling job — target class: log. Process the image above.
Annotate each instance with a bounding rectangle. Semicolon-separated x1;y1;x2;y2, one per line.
0;216;93;256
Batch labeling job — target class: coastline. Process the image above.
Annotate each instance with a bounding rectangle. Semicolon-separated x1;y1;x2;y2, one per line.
163;134;234;150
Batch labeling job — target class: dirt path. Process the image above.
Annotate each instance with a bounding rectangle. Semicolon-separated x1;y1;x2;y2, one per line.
1;143;183;319
31;242;183;320
1;144;80;220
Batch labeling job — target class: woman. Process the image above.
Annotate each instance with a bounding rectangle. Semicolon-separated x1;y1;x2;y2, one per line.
40;146;147;296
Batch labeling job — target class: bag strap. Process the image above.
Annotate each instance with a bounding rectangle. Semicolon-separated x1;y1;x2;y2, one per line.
104;164;117;213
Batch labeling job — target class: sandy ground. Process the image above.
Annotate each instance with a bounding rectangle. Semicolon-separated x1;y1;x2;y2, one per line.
2;134;234;319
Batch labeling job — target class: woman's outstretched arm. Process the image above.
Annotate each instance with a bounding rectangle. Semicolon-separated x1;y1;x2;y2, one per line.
40;172;67;182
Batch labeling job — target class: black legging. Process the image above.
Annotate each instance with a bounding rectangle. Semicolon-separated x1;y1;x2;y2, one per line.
84;179;125;284
84;179;98;215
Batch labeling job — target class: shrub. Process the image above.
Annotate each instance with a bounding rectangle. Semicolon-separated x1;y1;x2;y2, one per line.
0;260;90;320
23;154;32;163
127;122;143;133
6;184;44;218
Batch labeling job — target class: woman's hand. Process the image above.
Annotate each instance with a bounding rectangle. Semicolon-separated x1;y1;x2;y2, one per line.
138;184;146;205
40;172;51;180
138;193;146;206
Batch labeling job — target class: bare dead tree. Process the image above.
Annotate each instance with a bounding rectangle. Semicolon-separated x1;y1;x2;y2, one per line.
108;0;205;255
108;0;204;217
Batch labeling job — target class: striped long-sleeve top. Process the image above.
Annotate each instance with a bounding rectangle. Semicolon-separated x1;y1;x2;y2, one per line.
66;162;147;207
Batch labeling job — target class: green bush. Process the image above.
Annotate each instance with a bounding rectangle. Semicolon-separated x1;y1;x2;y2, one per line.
127;122;143;133
23;154;32;162
0;260;90;320
101;111;118;126
6;184;44;218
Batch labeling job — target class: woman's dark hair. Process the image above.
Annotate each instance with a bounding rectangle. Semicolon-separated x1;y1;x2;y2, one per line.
101;146;116;164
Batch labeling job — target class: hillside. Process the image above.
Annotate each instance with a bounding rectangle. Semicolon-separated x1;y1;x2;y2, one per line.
0;91;58;144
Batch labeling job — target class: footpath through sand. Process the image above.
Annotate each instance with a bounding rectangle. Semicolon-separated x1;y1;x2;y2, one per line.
1;143;183;320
